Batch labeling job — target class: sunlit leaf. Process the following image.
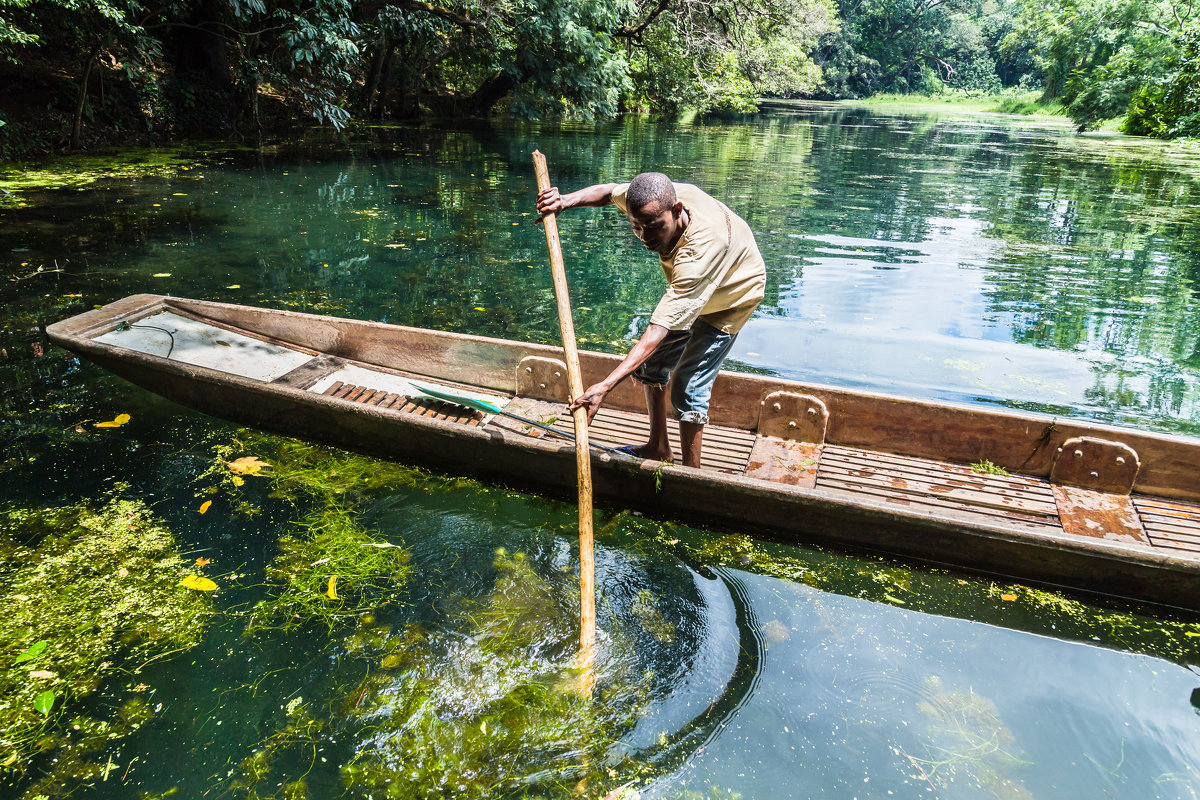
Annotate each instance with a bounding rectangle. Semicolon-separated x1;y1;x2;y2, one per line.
94;413;131;428
227;456;270;476
326;575;338;600
29;670;56;680
182;574;218;592
195;557;210;567
33;690;55;716
1000;593;1018;602
14;641;47;664
231;475;244;487
198;500;212;515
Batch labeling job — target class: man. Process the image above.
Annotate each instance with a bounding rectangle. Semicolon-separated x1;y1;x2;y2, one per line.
536;172;765;469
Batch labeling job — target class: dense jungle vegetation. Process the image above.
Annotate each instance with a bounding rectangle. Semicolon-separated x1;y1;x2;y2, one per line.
1;0;1198;156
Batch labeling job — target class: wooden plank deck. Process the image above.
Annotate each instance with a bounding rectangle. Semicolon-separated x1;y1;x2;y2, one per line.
321;381;483;425
546;405;757;474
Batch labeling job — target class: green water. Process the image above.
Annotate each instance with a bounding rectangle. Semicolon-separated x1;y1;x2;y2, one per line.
3;103;1200;799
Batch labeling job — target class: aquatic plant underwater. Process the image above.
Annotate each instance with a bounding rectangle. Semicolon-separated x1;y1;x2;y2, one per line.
3;429;1200;800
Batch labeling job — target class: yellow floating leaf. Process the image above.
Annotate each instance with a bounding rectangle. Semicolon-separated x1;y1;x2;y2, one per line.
473;306;485;311
198;500;212;515
227;456;270;476
326;575;338;600
152;272;171;277
182;574;217;592
226;284;240;289
231;475;244;487
94;413;131;428
1000;593;1018;602
195;557;210;567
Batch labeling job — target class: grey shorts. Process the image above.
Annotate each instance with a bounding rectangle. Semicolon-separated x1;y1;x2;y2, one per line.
631;321;737;425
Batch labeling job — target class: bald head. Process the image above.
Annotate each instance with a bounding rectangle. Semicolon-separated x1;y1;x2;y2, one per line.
626;172;676;213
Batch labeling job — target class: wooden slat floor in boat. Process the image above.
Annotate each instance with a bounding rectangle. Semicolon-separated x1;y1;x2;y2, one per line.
814;444;1062;530
551;405;756;474
1133;496;1200;557
322;381;482;425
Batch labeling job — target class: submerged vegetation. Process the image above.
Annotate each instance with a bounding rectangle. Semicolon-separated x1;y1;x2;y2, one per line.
204;434;675;799
0;497;213;784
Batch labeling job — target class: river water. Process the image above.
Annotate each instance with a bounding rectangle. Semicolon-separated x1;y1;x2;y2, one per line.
3;103;1200;799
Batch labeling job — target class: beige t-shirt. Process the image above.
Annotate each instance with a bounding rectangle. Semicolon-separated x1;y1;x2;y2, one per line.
612;182;765;334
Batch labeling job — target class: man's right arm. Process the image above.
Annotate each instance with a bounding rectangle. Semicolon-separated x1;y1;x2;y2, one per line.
536;183;617;219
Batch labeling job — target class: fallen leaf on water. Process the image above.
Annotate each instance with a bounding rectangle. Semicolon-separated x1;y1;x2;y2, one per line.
326;575;338;600
195;557;210;567
226;284;240;289
117;567;129;578
29;670;56;680
33;690;55;716
152;272;171;278
231;475;244;487
182;574;218;592
226;456;270;476
198;500;212;515
1000;593;1018;601
94;413;131;428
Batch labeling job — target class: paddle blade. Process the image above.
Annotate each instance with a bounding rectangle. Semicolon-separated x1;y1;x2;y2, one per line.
409;382;503;415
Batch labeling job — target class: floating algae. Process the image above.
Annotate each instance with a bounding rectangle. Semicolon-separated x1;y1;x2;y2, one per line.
646;520;1200;665
0;497;213;789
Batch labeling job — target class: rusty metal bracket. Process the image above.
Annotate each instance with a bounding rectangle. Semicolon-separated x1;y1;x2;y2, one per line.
516;356;570;403
1049;436;1141;494
758;391;828;443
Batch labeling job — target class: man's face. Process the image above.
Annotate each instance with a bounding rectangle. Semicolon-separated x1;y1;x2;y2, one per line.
628;200;684;254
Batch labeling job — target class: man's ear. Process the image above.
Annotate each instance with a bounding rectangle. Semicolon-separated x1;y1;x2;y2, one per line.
672;200;685;216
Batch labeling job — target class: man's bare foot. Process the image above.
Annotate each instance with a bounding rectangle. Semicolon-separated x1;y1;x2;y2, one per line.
617;443;674;462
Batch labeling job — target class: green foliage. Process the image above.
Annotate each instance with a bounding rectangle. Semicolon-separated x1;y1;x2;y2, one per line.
1013;0;1186;131
817;0;1005;97
0;497;212;773
1124;21;1200;138
626;0;836;114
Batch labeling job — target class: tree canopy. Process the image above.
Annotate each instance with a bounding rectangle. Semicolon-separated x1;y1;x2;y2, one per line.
1;0;1198;154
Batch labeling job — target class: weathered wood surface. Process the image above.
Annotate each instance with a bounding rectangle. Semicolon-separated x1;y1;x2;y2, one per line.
744;437;821;488
1053;485;1148;544
1135;497;1200;556
45;294;1200;612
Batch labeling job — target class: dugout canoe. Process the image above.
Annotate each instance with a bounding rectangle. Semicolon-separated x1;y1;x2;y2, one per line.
47;294;1200;613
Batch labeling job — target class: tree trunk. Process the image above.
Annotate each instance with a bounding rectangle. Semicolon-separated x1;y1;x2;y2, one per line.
71;43;101;150
363;33;390;117
467;71;517;115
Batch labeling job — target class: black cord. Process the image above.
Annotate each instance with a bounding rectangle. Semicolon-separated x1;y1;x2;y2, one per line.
117;321;176;358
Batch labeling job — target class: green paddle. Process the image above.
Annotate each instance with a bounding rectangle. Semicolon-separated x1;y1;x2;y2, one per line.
408;382;622;454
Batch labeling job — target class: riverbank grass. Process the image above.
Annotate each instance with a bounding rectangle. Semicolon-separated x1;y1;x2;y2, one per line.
845;90;1066;119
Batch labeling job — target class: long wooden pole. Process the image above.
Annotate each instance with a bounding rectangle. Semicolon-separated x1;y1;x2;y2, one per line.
532;149;596;664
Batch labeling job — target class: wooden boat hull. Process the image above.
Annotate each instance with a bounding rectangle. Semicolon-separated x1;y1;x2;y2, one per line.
47;295;1200;613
